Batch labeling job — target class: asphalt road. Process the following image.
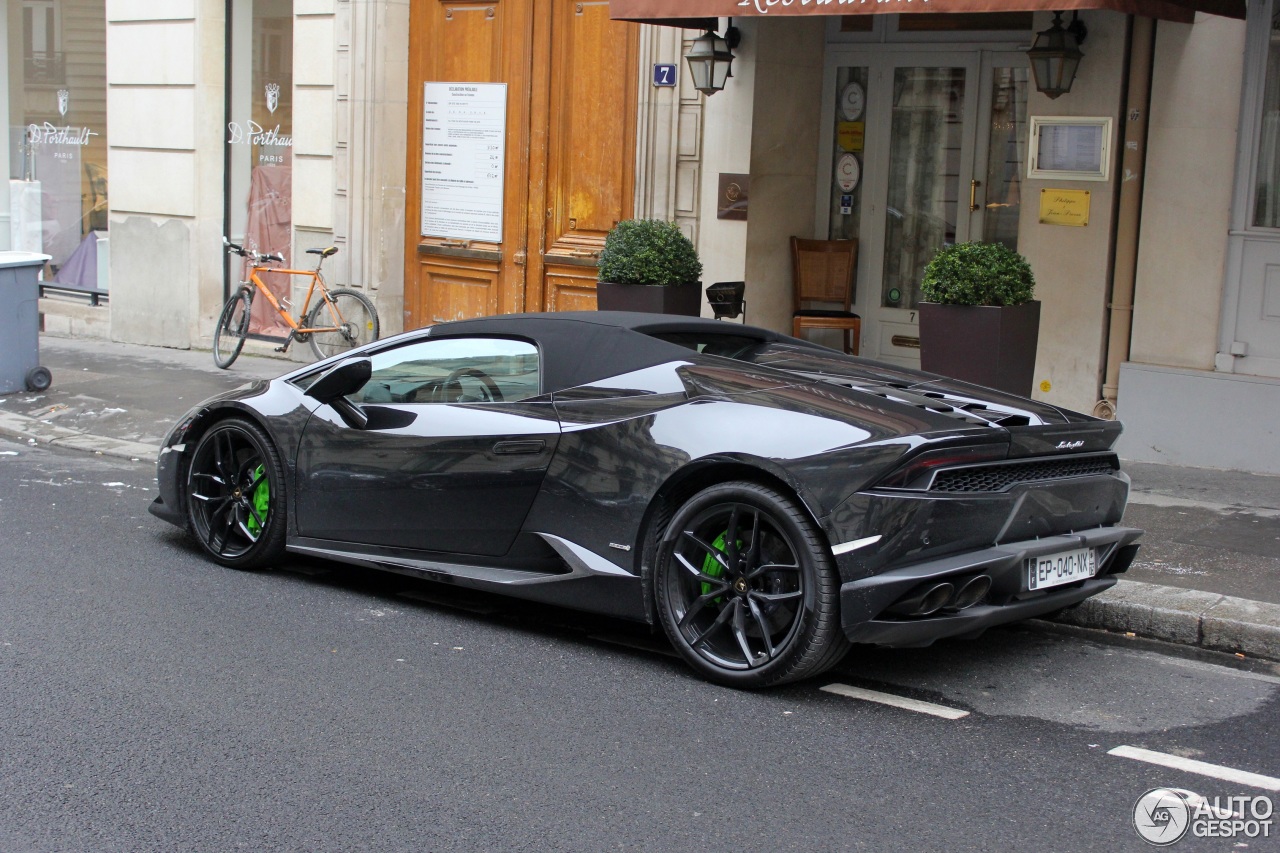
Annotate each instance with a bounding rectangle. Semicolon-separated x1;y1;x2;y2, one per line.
2;439;1278;852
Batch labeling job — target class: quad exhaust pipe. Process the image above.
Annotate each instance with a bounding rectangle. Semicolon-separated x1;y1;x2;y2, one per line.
885;574;992;617
951;574;992;610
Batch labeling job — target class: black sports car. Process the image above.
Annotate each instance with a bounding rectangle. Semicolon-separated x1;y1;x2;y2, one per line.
151;312;1141;687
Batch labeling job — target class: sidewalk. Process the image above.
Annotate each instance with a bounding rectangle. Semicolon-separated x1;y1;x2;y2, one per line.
3;333;1278;662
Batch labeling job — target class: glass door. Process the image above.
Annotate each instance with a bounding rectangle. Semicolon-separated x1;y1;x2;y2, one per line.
819;51;1028;368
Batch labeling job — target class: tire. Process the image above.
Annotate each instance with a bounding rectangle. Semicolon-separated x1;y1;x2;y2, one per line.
306;288;380;361
655;481;849;688
185;418;286;570
24;366;52;392
213;289;252;369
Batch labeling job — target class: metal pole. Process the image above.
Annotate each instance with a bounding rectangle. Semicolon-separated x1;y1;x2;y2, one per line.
1098;15;1155;417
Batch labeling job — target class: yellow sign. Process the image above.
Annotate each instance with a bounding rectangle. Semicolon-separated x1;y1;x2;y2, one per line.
1039;189;1091;227
837;122;865;152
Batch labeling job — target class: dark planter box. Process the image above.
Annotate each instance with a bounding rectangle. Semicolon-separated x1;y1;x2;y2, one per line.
919;301;1041;397
596;280;702;316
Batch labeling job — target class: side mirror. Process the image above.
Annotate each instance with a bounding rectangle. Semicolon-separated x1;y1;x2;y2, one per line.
304;357;372;429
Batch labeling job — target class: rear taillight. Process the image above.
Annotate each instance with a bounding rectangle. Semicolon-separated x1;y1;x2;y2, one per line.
876;443;1008;490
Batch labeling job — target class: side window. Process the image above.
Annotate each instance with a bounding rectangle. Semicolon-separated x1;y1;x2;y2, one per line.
352;337;540;405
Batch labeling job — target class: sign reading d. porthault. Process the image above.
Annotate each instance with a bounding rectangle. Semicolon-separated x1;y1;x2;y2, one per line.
420;82;507;243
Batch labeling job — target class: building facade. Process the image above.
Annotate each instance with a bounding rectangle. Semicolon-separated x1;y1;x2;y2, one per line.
6;0;1277;473
615;0;1277;473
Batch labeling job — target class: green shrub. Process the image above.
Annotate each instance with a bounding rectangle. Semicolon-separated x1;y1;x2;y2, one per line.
597;219;702;287
920;241;1035;306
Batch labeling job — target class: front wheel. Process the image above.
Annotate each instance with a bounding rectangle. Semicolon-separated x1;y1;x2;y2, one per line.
654;482;849;688
185;418;286;569
306;288;380;361
212;289;251;369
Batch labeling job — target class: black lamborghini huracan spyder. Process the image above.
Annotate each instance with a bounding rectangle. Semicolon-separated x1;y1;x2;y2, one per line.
151;312;1141;687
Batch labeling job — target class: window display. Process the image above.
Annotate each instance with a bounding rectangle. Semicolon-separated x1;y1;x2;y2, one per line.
8;0;108;292
226;0;293;337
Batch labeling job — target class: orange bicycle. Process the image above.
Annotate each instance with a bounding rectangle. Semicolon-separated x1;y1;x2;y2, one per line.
214;238;380;368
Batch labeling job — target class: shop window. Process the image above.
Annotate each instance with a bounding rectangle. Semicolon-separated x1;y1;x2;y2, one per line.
882;66;966;311
226;0;294;337
9;0;108;293
982;67;1028;249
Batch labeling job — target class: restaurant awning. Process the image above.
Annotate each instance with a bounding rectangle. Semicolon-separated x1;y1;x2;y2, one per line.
609;0;1244;26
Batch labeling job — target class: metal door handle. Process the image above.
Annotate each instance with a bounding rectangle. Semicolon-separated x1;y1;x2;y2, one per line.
970;180;982;212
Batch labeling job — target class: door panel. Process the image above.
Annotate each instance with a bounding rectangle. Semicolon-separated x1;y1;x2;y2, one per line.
544;267;602;312
296;403;561;555
406;0;637;328
1232;240;1280;376
531;0;638;311
406;0;533;329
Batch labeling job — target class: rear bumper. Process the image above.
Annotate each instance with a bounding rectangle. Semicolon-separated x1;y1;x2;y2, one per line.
840;526;1142;646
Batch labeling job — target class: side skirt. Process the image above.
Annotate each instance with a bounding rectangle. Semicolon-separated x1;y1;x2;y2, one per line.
286;534;648;622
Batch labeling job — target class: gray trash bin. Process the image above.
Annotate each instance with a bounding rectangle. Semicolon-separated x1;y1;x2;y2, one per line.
0;252;52;394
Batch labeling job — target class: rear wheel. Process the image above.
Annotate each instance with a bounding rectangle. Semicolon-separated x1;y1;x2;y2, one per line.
306;288;379;361
655;482;849;688
212;289;251;369
185;418;286;569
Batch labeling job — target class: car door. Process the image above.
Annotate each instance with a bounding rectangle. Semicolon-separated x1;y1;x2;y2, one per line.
294;336;560;557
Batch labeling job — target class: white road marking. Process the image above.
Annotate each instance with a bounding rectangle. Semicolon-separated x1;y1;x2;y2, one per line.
820;683;970;719
1108;745;1280;792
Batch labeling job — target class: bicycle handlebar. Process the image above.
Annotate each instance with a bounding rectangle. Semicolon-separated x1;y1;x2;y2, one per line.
223;237;284;265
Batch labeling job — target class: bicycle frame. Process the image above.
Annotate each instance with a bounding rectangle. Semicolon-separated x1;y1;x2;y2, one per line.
242;264;349;335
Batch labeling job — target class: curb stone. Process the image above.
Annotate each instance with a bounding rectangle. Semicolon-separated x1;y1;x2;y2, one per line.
0;410;157;463
1050;578;1280;662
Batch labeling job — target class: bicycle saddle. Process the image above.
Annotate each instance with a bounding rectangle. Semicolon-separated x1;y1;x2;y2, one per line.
306;247;339;258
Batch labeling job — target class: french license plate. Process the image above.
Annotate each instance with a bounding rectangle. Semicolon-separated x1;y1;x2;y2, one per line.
1027;547;1097;590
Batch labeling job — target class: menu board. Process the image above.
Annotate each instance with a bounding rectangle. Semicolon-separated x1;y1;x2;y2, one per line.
1036;123;1102;174
420;82;507;243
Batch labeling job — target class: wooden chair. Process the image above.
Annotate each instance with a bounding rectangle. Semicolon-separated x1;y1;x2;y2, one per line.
791;237;860;355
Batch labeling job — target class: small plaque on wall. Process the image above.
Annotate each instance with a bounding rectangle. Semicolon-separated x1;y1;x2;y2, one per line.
1039;189;1091;227
717;174;750;221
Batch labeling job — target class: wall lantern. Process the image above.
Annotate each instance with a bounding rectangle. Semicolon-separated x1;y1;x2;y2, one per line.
1027;11;1087;99
685;24;741;96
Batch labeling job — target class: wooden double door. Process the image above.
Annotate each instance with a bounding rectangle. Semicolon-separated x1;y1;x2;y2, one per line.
405;0;638;328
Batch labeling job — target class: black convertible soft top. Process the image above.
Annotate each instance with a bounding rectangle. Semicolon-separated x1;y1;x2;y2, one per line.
423;311;807;395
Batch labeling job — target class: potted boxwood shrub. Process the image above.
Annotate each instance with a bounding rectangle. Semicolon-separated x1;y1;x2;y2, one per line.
596;219;703;316
918;241;1040;397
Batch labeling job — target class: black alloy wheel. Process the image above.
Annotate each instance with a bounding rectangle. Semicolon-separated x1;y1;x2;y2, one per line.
655;482;849;688
185;418;286;569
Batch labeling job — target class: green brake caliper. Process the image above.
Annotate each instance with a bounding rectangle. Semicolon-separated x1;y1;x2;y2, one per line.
246;464;270;536
701;532;740;598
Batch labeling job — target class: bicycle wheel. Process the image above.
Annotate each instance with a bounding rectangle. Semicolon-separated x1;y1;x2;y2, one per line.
306;287;380;360
213;289;252;369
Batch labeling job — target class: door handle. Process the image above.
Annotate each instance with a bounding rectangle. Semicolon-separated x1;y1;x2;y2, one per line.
493;439;546;455
970;180;982;212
